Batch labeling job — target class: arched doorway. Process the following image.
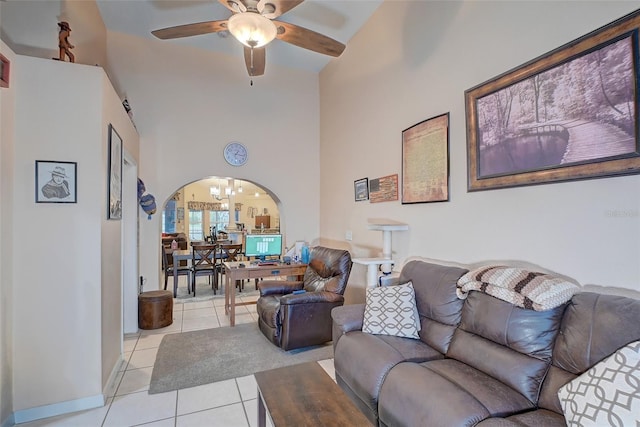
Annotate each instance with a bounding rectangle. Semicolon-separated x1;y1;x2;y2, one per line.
159;176;283;297
162;177;281;241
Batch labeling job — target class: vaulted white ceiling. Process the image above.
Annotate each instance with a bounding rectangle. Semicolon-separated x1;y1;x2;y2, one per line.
96;0;383;72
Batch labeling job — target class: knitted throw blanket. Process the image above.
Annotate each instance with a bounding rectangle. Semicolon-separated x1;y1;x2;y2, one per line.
456;265;580;311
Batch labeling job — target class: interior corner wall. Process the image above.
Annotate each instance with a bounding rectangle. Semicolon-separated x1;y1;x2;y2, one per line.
106;31;321;290
12;56;104;416
320;1;640;298
100;74;139;392
0;40;16;427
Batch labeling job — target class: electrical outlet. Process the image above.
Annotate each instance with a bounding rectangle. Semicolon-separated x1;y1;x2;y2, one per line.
345;230;353;241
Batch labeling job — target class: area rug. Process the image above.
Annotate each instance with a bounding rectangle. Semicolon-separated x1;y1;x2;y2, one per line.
149;323;334;394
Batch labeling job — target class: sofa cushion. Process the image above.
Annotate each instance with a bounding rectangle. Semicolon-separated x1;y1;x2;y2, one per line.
334;331;444;423
398;261;468;353
536;292;640;414
475;409;566;426
447;292;566;403
557;340;640;427
363;281;420;339
379;360;535;427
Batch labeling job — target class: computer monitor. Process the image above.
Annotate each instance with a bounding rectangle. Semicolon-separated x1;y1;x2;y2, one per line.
244;234;282;259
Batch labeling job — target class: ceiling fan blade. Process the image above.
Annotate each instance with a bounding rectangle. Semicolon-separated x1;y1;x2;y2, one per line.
258;0;304;19
218;0;246;13
151;20;228;40
244;46;266;76
275;21;345;57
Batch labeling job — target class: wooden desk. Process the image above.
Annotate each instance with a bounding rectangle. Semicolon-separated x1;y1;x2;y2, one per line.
255;362;371;427
223;261;307;326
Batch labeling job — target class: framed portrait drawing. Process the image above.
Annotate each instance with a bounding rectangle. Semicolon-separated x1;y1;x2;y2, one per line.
402;113;450;203
35;160;77;203
108;124;123;219
354;178;369;201
465;9;640;191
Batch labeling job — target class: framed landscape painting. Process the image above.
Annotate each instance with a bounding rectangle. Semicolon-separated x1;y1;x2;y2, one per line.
465;9;640;191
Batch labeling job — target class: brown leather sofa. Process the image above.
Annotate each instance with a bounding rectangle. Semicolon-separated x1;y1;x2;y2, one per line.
257;246;352;351
331;259;640;426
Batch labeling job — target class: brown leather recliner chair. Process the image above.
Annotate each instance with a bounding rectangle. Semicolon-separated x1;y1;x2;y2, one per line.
256;246;353;351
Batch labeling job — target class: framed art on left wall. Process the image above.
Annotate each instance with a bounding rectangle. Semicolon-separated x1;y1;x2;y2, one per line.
35;160;77;203
108;124;123;219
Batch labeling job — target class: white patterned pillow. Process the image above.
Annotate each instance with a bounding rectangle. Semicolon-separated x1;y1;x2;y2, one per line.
558;340;640;427
362;281;420;339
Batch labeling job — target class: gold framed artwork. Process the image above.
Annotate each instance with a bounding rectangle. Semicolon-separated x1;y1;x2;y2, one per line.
465;9;640;191
402;113;450;203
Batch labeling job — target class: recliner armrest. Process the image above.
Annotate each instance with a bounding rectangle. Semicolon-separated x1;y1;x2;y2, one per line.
280;291;344;305
258;280;303;296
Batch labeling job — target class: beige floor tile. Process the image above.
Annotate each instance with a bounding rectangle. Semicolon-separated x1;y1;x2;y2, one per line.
137;417;176;427
181;315;220;331
127;347;158;369
119;351;132;372
182;300;215;310
182;307;216;320
244;399;274;427
123;335;138;352
176;403;248;427
136;333;167;350
177;378;241;415
236;375;257;401
318;358;336;380
103;390;177;427
140;320;182;335
116;367;153;395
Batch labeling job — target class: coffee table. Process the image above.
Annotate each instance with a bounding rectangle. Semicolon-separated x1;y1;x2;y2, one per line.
254;361;372;427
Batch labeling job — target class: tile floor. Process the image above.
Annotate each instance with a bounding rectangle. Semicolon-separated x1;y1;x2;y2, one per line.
18;279;335;427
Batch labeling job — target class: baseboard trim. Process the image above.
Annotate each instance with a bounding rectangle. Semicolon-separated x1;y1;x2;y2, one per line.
1;413;15;427
12;394;105;424
103;354;126;398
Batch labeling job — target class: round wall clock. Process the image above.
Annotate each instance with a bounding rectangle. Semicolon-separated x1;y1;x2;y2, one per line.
223;142;248;166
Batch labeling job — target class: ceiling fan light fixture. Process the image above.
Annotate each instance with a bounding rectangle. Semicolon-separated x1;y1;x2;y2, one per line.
227;12;277;48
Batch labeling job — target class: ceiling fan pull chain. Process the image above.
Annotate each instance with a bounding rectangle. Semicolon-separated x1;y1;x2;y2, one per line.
249;46;255;86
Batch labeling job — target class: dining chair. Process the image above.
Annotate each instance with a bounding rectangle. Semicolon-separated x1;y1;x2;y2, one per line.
162;246;191;294
218;243;244;291
191;244;217;296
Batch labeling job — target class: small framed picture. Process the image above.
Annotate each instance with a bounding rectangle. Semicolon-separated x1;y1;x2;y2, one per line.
0;53;9;89
35;160;77;203
354;178;369;201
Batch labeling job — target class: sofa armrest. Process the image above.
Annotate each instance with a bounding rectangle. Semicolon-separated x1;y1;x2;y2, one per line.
258;280;303;296
332;303;365;335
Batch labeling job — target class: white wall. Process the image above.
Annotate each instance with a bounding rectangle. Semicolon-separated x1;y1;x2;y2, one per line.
0;40;16;427
11;55;139;421
106;31;321;290
320;1;640;300
0;0;107;68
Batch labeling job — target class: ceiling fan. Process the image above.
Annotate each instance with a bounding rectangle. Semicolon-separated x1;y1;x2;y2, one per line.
151;0;346;77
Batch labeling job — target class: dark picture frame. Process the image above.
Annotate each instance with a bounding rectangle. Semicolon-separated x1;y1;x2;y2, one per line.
465;9;640;191
402;113;450;203
35;160;77;203
0;53;9;89
354;178;369;201
108;124;123;220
